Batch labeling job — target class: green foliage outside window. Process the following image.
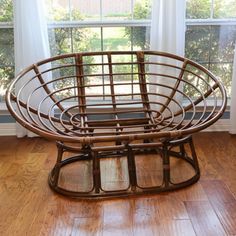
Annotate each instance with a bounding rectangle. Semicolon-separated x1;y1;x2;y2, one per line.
0;0;14;98
125;0;151;50
0;0;236;98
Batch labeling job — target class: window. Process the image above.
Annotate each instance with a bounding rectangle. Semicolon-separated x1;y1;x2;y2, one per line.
185;0;236;97
0;0;151;101
46;0;152;100
45;0;151;55
0;0;14;101
0;0;236;102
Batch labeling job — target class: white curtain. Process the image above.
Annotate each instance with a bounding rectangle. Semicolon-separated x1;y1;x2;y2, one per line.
13;0;51;137
150;0;186;55
230;45;236;134
149;0;186;112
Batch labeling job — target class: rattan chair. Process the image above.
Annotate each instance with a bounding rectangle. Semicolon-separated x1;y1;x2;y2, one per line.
6;51;227;198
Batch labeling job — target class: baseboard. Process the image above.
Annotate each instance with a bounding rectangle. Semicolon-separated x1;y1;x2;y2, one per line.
0;123;16;136
202;119;230;132
0;119;231;137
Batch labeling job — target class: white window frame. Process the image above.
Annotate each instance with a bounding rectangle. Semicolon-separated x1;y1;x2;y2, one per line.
1;0;236;110
0;2;152;110
185;0;236;106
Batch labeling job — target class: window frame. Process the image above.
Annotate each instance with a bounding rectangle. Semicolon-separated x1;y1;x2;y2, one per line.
0;21;14;107
185;16;236;106
1;1;236;110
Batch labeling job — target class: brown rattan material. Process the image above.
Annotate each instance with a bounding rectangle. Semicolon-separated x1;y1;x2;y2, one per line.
6;51;227;198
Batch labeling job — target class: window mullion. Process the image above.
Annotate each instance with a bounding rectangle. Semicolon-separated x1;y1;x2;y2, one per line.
47;20;151;29
131;0;134;20
186;19;236;26
100;0;103;21
68;0;72;21
210;0;214;19
0;23;13;28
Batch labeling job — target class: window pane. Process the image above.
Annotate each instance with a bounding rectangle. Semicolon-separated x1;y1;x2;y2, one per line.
186;25;236;98
49;28;72;55
186;0;211;19
70;0;101;21
210;25;236;62
46;0;70;21
185;25;211;63
183;63;210;98
103;27;131;51
214;0;236;18
0;28;14;98
72;27;101;52
0;0;13;22
133;0;152;20
210;63;233;95
102;0;131;20
131;26;150;50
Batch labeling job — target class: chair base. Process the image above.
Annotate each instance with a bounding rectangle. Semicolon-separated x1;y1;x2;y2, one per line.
48;136;200;199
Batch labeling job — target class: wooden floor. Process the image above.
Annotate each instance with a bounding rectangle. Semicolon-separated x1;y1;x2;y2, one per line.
0;132;236;236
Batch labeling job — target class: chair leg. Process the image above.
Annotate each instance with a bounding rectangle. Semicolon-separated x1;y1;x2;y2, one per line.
179;143;186;157
189;137;200;175
92;151;101;194
162;143;170;187
127;145;137;191
51;142;64;186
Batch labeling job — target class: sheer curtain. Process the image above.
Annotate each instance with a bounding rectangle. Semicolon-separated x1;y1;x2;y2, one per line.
150;0;186;55
13;0;51;137
149;0;186;111
230;46;236;134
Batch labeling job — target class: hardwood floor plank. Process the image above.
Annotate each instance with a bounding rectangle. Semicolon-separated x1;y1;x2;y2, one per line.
0;133;236;235
171;182;208;201
201;179;236;235
201;180;236;205
31;198;59;236
213;201;236;235
132;197;161;236
185;201;227;236
156;194;189;220
159;219;196;236
102;200;134;236
71;217;102;236
0;153;46;235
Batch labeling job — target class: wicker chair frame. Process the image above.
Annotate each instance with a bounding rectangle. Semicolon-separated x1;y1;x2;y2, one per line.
6;51;227;198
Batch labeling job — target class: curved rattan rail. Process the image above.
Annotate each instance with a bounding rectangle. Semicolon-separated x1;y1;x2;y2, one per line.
6;51;227;198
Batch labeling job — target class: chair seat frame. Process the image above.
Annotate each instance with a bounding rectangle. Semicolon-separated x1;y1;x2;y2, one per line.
6;51;226;198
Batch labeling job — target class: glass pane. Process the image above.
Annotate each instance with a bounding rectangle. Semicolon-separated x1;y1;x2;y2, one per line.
102;0;131;20
186;0;211;19
133;0;152;20
72;27;101;52
49;28;72;55
103;27;131;51
46;0;70;21
70;0;101;21
210;25;236;63
183;63;210;98
214;0;236;18
185;24;236;98
0;66;14;99
210;63;233;95
131;26;150;50
0;28;14;98
185;25;211;63
0;0;13;22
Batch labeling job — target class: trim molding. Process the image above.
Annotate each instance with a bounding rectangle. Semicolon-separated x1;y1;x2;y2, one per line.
0;123;16;136
204;119;230;132
0;119;231;137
